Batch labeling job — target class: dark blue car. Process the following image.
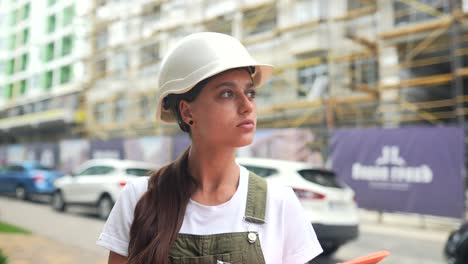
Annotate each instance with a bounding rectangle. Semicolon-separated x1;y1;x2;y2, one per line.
0;161;64;200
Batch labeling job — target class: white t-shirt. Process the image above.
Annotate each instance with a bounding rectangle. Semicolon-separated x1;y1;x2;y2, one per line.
97;166;323;263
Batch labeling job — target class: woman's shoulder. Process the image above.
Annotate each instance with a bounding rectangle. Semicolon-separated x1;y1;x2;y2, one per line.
265;181;296;202
124;176;150;197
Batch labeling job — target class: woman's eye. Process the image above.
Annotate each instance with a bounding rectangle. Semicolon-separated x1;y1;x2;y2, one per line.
247;90;256;99
221;90;233;98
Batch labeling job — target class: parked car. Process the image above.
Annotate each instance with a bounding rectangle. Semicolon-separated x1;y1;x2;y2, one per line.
0;161;64;200
444;221;468;264
236;157;359;256
52;159;156;220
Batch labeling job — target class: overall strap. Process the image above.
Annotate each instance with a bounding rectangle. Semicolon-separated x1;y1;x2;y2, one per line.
244;172;267;224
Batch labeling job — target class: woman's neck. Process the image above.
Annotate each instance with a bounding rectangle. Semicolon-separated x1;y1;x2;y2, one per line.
188;143;240;205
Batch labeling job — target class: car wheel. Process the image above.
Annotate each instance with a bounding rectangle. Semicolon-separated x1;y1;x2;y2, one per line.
52;191;66;212
97;196;113;220
15;185;28;200
321;244;340;256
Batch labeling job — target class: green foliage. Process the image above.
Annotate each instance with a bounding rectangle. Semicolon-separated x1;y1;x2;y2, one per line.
0;249;7;264
0;221;30;234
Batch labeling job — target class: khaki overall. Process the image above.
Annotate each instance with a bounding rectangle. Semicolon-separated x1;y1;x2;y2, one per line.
168;172;267;264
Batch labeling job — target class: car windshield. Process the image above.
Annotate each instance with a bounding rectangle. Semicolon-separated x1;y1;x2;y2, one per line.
32;164;54;171
297;169;344;188
126;168;152;177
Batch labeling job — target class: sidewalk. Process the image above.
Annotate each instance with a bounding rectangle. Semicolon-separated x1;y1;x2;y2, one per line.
0;233;107;264
0;209;462;264
359;209;463;231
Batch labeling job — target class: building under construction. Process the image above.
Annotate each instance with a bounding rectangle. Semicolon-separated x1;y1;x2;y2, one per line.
1;0;467;154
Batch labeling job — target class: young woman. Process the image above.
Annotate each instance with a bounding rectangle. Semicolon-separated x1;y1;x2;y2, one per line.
97;32;323;264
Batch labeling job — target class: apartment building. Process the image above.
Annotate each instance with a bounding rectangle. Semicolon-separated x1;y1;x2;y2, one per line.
0;0;93;144
1;0;467;143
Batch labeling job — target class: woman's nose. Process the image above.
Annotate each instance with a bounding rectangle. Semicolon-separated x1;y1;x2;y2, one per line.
238;93;254;115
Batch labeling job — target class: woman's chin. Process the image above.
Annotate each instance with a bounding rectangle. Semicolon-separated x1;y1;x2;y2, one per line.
233;137;255;148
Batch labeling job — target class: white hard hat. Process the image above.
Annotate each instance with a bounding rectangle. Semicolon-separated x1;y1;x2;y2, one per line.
156;32;274;123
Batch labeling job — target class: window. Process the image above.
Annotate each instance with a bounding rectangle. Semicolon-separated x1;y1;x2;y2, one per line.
95;59;107;77
23;103;33;114
20;54;28;71
113;52;128;74
6;83;14;99
393;0;445;26
296;51;328;98
6;59;14;74
6;165;25;172
19;79;27;95
10;9;17;26
126;168;151;177
298;169;344;189
8;34;16;50
114;96;126;122
96;29;108;50
44;42;55;62
60;65;72;84
31;164;54;171
34;100;49;112
350;57;378;86
97;0;107;7
142;4;161;23
21;29;29;45
61;36;73;56
76;167;97;176
94;102;106;123
47;15;56;33
76;167;92;176
22;3;30;21
243;5;277;37
63;5;75;26
95;166;115;175
77;166;115;176
43;70;54;90
295;0;321;23
140;43;159;65
297;64;328;98
242;165;278;178
348;0;367;10
139;96;151;120
204;18;232;35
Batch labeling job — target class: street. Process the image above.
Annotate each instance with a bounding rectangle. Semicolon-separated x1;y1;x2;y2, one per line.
0;195;460;264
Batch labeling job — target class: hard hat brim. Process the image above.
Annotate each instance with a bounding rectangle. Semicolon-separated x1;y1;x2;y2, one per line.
156;62;274;123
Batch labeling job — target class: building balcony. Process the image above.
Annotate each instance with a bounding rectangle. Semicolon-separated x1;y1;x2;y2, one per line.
0;108;84;131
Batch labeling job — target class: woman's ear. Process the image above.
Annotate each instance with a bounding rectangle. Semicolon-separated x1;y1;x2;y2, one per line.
179;100;193;125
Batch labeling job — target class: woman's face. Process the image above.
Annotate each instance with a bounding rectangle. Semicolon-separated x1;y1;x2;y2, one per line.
184;68;257;148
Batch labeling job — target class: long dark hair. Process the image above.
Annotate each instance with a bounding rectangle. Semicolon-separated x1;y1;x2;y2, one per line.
127;81;205;264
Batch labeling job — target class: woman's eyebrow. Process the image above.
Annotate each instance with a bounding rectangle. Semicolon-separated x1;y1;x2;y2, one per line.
214;81;236;89
214;81;255;89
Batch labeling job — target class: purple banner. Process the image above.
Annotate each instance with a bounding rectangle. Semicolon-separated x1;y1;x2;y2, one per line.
29;143;59;168
124;136;173;166
90;138;125;160
330;126;465;218
59;139;90;174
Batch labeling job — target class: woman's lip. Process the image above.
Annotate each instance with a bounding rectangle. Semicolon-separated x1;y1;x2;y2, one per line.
237;120;255;127
238;123;255;129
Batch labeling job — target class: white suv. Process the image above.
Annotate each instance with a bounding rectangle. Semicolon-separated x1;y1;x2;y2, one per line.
52;159;155;219
236;157;359;256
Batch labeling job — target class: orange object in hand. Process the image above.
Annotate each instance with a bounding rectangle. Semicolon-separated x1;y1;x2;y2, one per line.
339;251;390;264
